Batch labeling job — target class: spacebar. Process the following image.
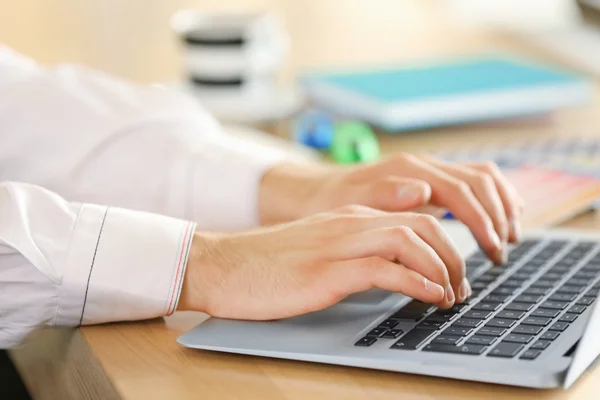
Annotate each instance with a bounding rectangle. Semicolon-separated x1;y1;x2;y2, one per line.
423;343;487;355
391;328;436;350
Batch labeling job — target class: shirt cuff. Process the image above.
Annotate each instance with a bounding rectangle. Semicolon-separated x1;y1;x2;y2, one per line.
55;204;196;326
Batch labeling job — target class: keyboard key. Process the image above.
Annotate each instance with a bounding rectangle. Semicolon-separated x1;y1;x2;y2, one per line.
504;334;535;344
366;327;388;337
516;294;544;303
512;325;543;335
505;302;534;312
391;301;435;320
442;327;473;337
472;302;502;312
586;287;600;298
548;322;569;332
543;272;563;280
521;266;539;274
417;320;447;330
522;317;552;326
567;278;590;286
524;287;552;296
463;310;492;320
558;286;586;295
484;294;511;303
476;275;497;284
427;311;458;323
501;280;524;288
423;343;487;355
576;297;595;306
531;309;560;318
539;301;569;310
486;318;516;328
477;326;507;336
549;293;577;302
453;318;483;329
540;331;560;341
486;267;504;276
355;336;377;347
488;342;525;358
449;304;469;313
520;349;542;360
569;305;586;314
496;310;525;320
559;313;578;323
574;271;597;279
431;335;462;345
531;340;551;350
492;287;518;296
391;329;437;350
531;280;556;289
379;319;399;329
471;280;489;290
382;329;404;339
465;335;497;346
512;272;532;280
549;270;569;279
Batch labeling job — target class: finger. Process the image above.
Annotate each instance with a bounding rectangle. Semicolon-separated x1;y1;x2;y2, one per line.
467;162;524;243
424;157;509;250
355;176;432;211
407;214;469;303
331;226;455;308
332;256;445;305
376;155;503;264
330;213;468;303
411;204;447;218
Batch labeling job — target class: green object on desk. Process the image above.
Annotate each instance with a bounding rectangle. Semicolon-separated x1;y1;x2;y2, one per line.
330;122;380;164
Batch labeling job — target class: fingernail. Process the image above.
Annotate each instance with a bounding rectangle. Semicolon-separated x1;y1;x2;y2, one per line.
397;185;423;204
487;225;502;252
446;284;455;305
511;217;522;242
500;245;508;264
459;278;471;302
425;279;445;299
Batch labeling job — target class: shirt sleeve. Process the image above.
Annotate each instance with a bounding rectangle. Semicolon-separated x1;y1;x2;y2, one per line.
0;45;291;230
0;181;196;349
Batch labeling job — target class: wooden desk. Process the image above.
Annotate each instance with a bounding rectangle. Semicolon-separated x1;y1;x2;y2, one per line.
6;1;600;399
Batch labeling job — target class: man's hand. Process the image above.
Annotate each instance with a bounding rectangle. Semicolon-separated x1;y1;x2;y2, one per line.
259;154;525;265
178;206;469;319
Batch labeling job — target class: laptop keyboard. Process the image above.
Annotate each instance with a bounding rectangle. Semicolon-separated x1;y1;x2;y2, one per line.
354;239;600;360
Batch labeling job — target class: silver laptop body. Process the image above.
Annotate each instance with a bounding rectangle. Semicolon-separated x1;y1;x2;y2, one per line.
178;222;600;389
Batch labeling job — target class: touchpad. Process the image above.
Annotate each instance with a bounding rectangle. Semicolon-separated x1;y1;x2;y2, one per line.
340;289;392;305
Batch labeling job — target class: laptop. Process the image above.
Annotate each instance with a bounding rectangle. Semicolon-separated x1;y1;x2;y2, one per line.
178;221;600;389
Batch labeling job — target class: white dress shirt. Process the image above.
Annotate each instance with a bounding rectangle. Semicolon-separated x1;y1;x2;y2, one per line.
0;45;287;348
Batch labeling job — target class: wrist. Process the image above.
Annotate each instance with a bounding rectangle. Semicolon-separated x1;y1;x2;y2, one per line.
177;232;222;313
258;162;334;225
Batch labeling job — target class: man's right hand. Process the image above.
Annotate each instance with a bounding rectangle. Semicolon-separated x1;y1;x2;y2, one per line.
177;205;470;320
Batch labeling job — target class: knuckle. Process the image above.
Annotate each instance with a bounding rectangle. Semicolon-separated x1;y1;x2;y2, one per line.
449;180;471;197
389;225;415;241
415;213;439;230
473;172;495;190
481;161;501;174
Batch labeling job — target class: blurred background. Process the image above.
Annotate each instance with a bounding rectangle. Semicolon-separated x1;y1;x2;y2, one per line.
1;0;596;83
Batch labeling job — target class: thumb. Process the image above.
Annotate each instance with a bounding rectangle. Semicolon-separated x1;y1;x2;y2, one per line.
359;177;431;212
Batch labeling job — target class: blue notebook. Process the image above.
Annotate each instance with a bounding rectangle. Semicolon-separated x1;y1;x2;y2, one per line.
301;56;591;131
